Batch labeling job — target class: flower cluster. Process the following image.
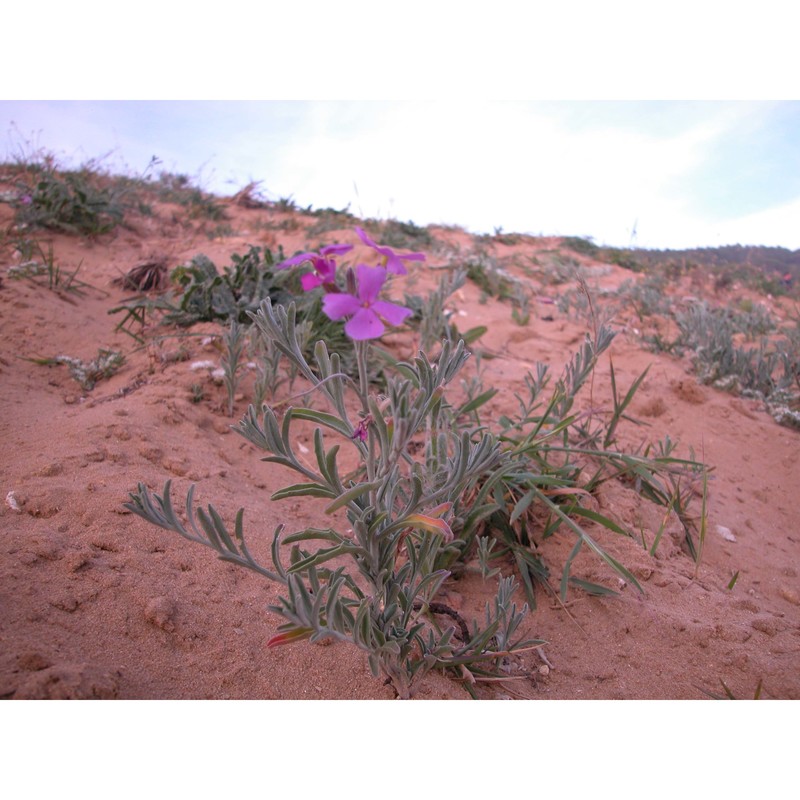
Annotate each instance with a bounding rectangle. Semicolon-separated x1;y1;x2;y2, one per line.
277;243;353;292
276;227;424;341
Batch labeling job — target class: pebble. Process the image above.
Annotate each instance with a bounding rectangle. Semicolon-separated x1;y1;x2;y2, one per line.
5;491;22;513
778;587;800;606
37;461;64;477
716;525;736;542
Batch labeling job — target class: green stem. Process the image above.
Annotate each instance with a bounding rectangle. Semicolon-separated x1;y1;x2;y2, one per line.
355;340;370;414
355;340;377;491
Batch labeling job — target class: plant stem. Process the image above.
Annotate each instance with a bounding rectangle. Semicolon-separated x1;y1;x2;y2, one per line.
355;340;377;491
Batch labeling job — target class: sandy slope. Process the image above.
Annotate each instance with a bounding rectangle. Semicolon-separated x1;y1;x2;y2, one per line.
1;196;798;700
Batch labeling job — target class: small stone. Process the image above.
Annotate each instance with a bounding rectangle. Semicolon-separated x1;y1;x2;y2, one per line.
716;525;736;542
5;491;22;513
538;665;550;676
778;587;800;606
37;461;63;477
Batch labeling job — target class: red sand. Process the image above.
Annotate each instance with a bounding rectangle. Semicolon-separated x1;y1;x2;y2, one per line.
2;196;798;700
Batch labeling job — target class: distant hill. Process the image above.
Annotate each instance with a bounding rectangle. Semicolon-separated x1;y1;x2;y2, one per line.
561;237;800;292
630;244;800;277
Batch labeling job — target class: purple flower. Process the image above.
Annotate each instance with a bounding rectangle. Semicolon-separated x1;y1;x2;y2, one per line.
276;243;353;291
354;227;425;275
322;264;412;340
351;415;372;442
299;256;336;292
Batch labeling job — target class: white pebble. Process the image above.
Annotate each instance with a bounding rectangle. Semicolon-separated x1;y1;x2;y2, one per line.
716;525;736;542
189;360;216;371
5;491;21;513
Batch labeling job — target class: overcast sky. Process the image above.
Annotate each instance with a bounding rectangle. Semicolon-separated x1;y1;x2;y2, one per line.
3;99;798;252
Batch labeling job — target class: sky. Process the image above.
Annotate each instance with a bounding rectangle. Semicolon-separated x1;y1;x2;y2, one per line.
3;99;798;252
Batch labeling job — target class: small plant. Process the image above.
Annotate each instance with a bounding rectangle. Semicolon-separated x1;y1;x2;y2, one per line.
153;172;228;221
465;252;516;299
7;242;97;298
220;318;247;417
127;229;544;698
12;165;124;235
249;325;283;409
556;286;590;321
615;275;672;321
364;218;436;251
33;348;124;391
125;227;711;697
561;236;601;258
541;252;583;285
510;283;532;326
190;383;206;404
306;206;359;237
166;246;290;326
110;245;291;339
403;268;485;353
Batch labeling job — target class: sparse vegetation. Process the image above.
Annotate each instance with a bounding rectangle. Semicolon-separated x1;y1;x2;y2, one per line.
31;348;124;391
4;148;796;701
11;168;124;236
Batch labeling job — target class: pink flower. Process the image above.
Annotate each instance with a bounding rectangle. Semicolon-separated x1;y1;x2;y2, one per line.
354;227;425;275
276;243;353;291
322;264;412;340
351;415;372;442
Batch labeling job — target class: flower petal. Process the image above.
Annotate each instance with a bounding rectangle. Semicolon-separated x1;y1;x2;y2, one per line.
300;273;323;291
382;255;406;275
372;299;413;326
320;243;353;257
276;251;315;270
322;292;361;320
345;308;385;340
354;226;425;274
354;226;380;250
392;251;426;275
355;264;387;303
314;256;337;283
